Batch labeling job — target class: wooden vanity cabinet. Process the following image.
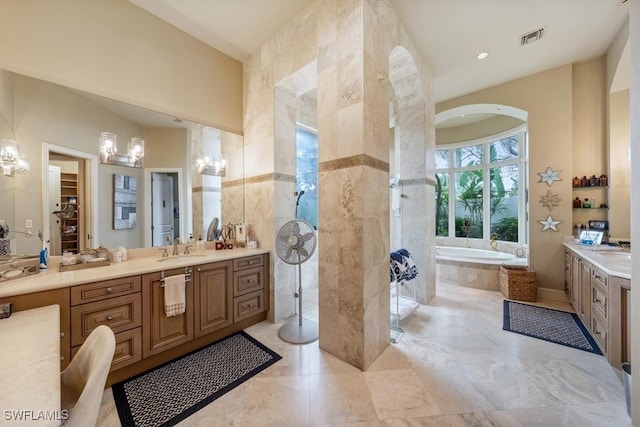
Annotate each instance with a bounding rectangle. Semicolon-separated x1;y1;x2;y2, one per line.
609;276;631;369
579;261;592;325
142;267;194;358
233;254;267;322
571;254;581;311
194;260;233;337
0;288;70;369
70;275;143;371
564;249;572;300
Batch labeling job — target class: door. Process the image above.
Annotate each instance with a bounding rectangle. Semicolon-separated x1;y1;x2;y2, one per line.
142;268;193;358
151;173;174;246
48;166;62;256
194;261;233;338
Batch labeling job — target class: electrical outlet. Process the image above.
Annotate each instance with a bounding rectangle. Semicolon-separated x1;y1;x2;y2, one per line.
25;219;32;228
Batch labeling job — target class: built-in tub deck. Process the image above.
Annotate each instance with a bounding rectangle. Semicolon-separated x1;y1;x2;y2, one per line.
436;246;527;291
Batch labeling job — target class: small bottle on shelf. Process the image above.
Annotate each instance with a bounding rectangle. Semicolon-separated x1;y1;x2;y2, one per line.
573;197;582;208
583;198;591;208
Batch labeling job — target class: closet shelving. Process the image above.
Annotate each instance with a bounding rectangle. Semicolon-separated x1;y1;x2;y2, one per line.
60;172;79;254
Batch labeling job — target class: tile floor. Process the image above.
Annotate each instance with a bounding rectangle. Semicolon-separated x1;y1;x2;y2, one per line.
97;283;631;426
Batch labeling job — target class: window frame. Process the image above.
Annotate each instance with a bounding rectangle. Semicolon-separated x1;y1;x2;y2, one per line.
435;125;528;244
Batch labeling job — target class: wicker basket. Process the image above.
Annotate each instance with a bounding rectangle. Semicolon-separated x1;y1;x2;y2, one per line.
500;265;537;302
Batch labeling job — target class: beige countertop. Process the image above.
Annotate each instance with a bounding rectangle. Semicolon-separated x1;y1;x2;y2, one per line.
0;304;61;426
0;247;269;298
563;242;631;281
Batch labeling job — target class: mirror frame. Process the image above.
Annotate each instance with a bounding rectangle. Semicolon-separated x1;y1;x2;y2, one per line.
42;142;100;251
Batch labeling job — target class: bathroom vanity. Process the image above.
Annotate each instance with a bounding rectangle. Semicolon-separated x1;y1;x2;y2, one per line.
0;248;269;386
563;243;631;369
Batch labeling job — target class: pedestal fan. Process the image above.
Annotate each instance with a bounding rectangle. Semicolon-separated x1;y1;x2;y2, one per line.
276;219;318;344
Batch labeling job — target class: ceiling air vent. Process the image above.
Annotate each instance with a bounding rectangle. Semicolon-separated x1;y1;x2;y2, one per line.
520;27;545;46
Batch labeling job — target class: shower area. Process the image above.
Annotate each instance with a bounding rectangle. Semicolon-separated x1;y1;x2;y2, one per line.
388;46;435;340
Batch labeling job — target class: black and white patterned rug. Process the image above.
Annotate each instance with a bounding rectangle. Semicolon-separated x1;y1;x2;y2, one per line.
113;331;281;427
503;300;602;355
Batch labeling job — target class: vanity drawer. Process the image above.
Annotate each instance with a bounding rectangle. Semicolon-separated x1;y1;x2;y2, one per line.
71;276;141;305
591;313;608;354
234;290;265;322
591;284;608;321
233;255;264;271
71;293;142;346
233;266;265;297
72;327;142;371
591;267;608;290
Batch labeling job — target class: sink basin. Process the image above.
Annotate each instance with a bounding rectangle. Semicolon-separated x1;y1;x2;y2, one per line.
156;253;207;262
598;252;631;259
0;255;39;265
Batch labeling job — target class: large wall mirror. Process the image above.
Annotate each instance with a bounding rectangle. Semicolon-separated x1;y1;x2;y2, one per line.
0;69;244;256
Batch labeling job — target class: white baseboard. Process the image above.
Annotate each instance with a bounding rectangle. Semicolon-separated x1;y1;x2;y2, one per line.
537;287;569;303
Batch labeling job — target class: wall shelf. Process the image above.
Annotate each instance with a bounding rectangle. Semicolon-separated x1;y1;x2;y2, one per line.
572;186;608;190
573;207;608;210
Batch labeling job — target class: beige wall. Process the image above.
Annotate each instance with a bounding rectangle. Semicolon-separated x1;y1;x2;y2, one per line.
0;0;243;134
437;65;573;291
608;90;630;239
436;115;524;145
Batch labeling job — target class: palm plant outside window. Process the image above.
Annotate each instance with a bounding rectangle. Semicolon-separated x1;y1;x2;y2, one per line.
435;126;528;243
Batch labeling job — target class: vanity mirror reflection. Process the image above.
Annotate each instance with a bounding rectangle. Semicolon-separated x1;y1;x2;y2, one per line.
0;69;244;256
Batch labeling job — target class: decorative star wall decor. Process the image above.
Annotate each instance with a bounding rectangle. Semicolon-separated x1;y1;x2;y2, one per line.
538;167;561;186
539;190;561;211
538;215;561;232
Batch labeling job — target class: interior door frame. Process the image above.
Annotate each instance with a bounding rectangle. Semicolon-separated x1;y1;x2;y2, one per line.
144;168;184;247
42;142;99;251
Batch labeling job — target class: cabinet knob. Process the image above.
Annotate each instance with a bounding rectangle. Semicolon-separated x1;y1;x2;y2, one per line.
60;356;65;361
60;332;65;338
197;268;201;272
106;287;113;293
247;304;254;308
106;315;114;321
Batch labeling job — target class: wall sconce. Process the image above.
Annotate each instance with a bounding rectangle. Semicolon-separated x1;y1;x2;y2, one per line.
0;140;30;176
196;155;226;176
99;132;117;163
128;137;145;167
99;132;144;168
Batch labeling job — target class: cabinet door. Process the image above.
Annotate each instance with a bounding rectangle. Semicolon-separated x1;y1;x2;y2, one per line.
194;261;233;338
571;256;580;310
564;250;572;299
580;261;591;325
142;268;194;358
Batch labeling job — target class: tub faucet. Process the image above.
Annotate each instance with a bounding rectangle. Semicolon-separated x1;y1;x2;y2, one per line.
490;233;499;251
173;237;181;256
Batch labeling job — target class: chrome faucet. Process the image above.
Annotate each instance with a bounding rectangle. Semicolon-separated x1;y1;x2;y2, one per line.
173;237;181;256
490;233;499;251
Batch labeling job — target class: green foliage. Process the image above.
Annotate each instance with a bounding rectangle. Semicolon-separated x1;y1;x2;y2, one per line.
491;217;519;242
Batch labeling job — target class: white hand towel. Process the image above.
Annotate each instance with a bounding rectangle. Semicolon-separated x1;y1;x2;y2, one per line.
164;274;186;317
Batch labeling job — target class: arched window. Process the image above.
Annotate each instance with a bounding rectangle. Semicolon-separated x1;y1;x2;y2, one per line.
435;125;528;243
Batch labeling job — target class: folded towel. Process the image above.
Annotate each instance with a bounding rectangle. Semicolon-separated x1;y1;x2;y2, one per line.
164;274;186;317
390;248;418;282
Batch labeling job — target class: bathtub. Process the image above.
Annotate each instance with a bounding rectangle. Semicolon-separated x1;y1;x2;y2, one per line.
436;246;526;265
436;246;527;290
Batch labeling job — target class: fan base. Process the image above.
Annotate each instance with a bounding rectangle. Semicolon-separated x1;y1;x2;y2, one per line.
278;318;318;344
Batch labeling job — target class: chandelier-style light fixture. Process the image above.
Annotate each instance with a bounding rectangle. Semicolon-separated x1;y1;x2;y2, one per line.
196;155;227;177
0;140;30;176
99;132;145;168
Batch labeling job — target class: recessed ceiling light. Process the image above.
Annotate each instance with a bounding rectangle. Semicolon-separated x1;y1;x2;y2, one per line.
476;52;489;60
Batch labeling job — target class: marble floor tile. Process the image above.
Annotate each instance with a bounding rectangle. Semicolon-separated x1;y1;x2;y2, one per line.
96;282;630;426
